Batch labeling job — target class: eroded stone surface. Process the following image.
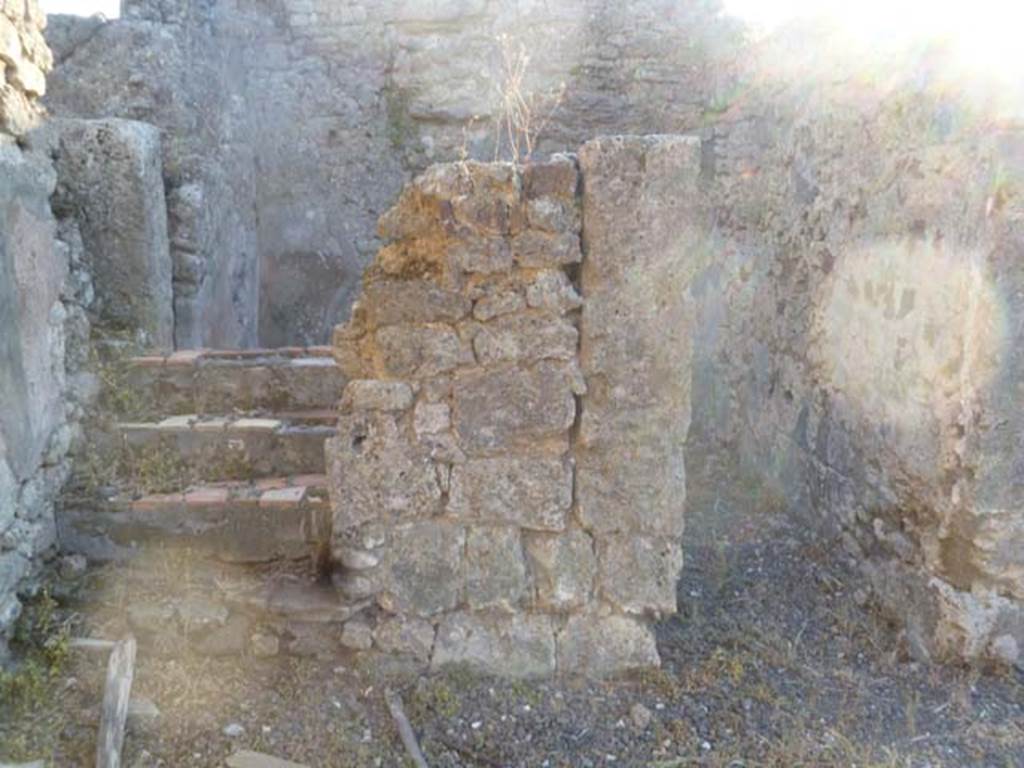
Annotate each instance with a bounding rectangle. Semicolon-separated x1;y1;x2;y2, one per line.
452;363;576;453
447;458;572;531
464;526;529;612
432;612;556;678
558;615;660;675
380;522;465;618
597;535;683;616
524;530;597;612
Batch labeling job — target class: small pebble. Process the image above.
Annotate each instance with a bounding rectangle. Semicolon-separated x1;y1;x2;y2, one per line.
630;702;653;730
223;723;245;738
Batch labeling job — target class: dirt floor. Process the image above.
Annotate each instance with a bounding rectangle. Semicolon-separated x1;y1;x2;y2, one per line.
3;469;1023;767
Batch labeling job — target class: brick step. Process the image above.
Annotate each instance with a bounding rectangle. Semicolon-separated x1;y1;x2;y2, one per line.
59;476;329;564
116;415;335;481
123;347;344;416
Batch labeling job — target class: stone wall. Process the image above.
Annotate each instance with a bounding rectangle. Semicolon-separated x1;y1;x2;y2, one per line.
44;0;741;347
688;31;1024;668
45;6;259;348
35;118;174;350
0;0;50;135
0;0;96;660
326;136;700;676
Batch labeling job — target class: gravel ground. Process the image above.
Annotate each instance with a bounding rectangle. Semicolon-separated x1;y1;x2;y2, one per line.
3;468;1023;767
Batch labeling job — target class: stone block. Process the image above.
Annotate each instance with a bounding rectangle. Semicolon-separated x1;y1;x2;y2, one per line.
576;433;686;537
526;270;583;314
342;380;414;412
413;401;450;435
523;155;579;202
340;619;374;651
511;231;582;268
464;526;529;611
472;312;578;365
380;521;465;617
373;616;436;662
432;612;556;678
361;279;471;327
576;136;698;542
448;457;572;531
448;235;513;274
473;287;525;321
452;362;576;453
0;144;64;482
374;324;473;378
526;197;580;233
524;530;597;611
327;413;442;532
42;118;174;348
597;535;682;615
557;615;660;676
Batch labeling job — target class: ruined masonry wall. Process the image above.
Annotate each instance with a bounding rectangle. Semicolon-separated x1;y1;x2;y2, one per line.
327;136;699;676
0;0;95;660
0;0;50;136
690;35;1024;668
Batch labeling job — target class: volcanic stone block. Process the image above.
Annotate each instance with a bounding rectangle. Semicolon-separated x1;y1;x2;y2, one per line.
447;457;573;530
525;270;583;314
373;616;436;662
473;287;526;321
327;412;442;531
576;432;686;537
452;362;577;453
432;612;556;678
448;235;514;274
375;324;473;378
557;614;660;675
522;154;579;202
511;231;582;268
413;401;451;435
361;279;471;327
342;380;414;412
471;311;578;365
0;144;64;482
380;521;465;618
44;118;174;349
597;534;683;615
524;530;597;611
464;526;529;611
576;136;699;542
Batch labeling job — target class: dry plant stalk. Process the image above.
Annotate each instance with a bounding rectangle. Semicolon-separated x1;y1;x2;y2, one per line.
493;34;566;163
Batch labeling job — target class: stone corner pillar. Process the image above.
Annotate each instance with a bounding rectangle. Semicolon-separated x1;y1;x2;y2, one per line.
570;134;703;670
38;117;174;350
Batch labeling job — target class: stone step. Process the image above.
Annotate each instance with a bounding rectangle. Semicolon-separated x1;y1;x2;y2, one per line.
70;561;373;659
116;415;335;481
123;347;344;416
59;476;329;564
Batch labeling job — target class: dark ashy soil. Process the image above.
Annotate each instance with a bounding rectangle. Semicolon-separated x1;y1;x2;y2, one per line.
3;462;1022;767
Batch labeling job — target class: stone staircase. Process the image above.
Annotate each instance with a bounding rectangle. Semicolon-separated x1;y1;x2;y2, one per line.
58;347;370;659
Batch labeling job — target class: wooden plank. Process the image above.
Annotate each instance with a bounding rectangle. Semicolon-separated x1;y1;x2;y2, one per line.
95;635;137;768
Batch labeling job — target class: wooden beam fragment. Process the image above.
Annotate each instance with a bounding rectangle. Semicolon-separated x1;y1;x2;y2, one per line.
95;635;137;768
384;687;429;768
